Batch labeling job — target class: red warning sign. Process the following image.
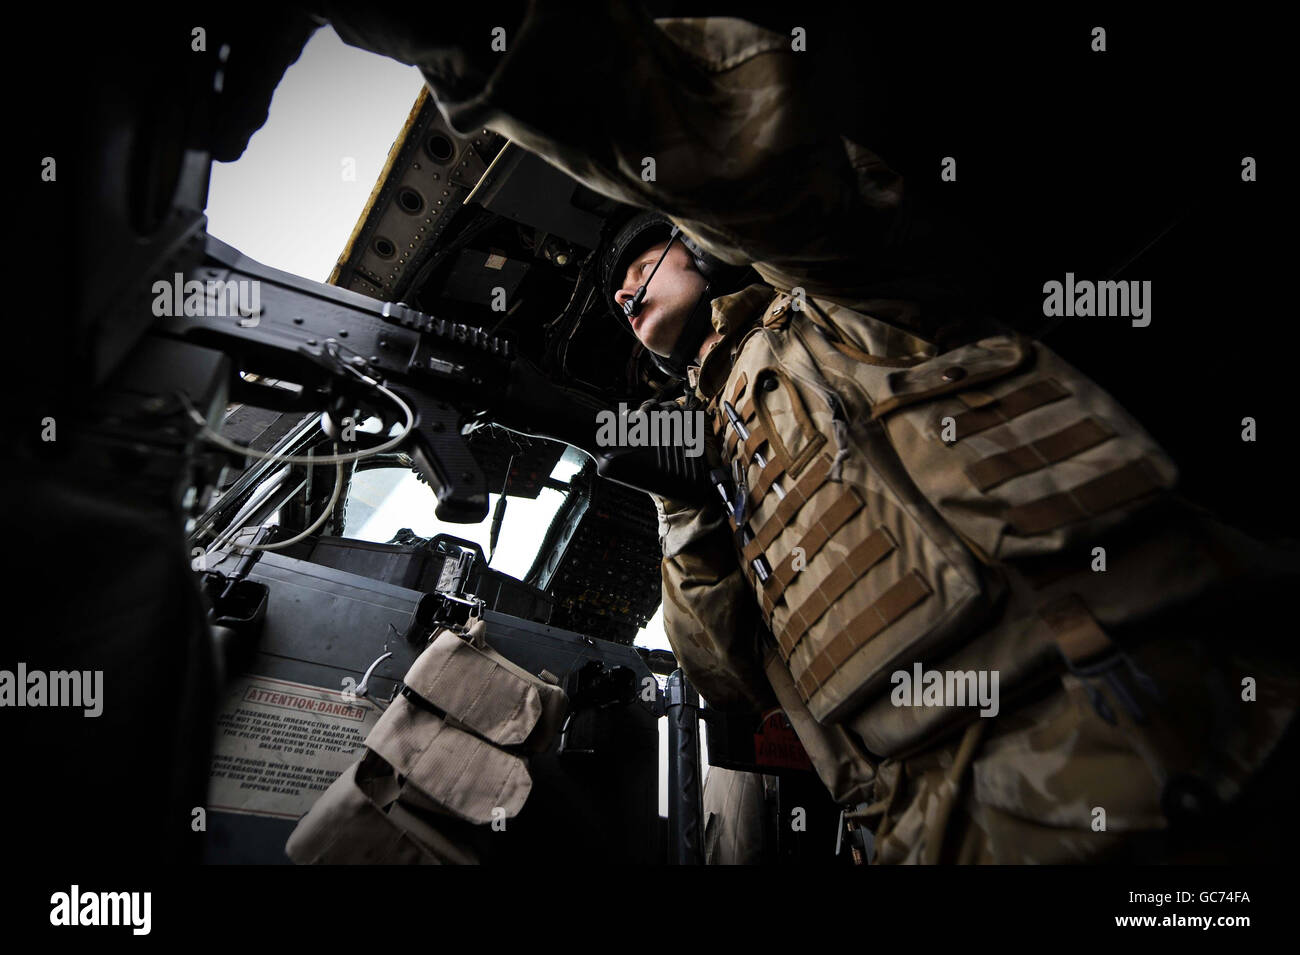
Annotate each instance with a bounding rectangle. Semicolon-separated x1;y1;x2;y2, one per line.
753;709;814;771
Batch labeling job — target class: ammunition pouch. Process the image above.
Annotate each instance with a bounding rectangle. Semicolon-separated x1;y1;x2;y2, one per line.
286;618;568;864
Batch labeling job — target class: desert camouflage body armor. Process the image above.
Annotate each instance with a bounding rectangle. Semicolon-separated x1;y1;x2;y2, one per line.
659;284;1299;863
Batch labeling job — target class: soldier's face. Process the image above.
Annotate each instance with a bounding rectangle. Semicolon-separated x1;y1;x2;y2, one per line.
614;240;708;356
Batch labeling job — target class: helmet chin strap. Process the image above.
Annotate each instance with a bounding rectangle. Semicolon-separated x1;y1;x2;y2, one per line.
652;282;715;381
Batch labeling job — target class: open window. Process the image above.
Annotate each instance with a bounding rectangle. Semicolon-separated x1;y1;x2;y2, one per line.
341;444;590;582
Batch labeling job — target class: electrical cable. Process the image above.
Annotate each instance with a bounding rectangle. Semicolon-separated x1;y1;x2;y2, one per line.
175;364;415;466
227;444;345;552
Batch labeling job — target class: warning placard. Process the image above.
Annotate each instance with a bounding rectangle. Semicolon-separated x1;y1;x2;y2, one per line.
208;674;381;819
752;708;814;771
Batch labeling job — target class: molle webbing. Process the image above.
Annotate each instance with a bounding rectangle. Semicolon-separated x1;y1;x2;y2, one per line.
711;396;788;514
739;455;834;563
760;488;865;616
750;461;787;511
948;378;1070;441
719;444;935;707
744;425;771;461
1005;458;1166;536
965;417;1115;492
731;373;749;404
794;572;933;701
779;526;897;657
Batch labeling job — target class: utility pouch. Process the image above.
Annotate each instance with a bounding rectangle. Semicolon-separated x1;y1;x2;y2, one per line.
870;335;1179;561
364;620;567;823
402;620;568;754
285;752;478;865
287;618;567;862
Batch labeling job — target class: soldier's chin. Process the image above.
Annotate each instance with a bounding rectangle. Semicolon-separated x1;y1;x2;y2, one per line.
639;314;678;357
646;334;680;358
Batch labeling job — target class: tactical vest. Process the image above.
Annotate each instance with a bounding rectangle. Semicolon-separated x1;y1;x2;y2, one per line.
691;284;1245;761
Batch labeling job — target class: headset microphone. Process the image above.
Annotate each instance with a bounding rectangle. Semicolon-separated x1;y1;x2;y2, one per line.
622;226;681;321
623;287;645;318
602;211;756;380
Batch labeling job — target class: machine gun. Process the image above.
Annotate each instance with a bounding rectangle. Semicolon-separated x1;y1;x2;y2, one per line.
151;234;710;525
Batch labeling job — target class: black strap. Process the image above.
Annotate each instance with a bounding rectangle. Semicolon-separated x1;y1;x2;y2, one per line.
652;281;716;380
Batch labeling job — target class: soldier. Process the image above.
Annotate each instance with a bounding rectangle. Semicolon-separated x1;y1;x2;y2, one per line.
599;204;1300;863
307;2;1300;863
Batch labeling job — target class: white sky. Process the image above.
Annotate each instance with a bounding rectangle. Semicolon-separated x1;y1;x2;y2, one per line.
206;27;425;284
205;31;681;805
